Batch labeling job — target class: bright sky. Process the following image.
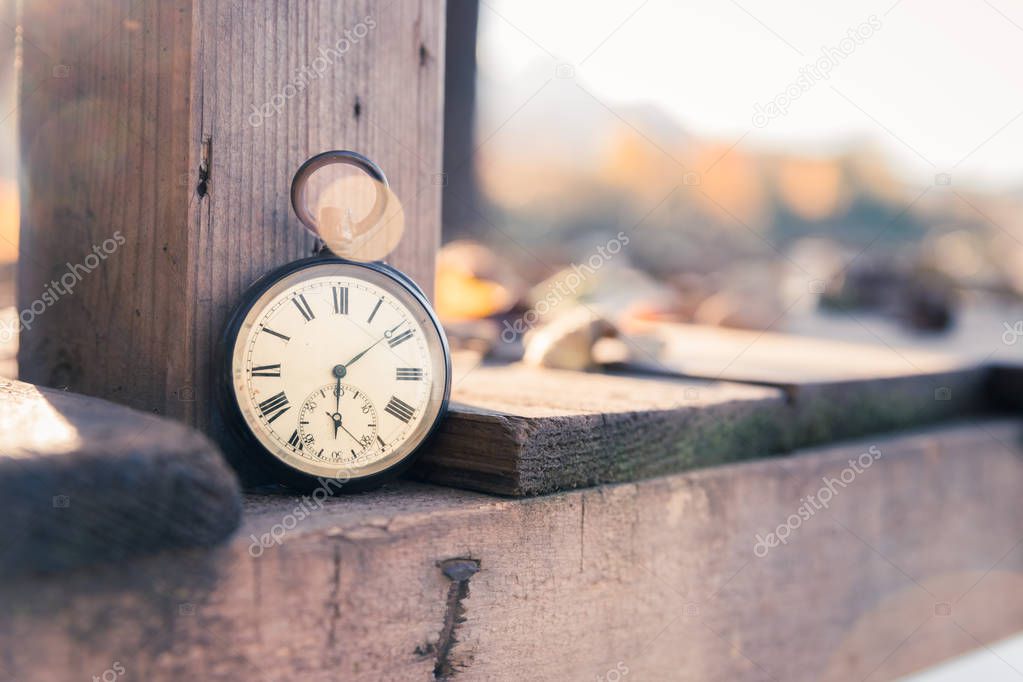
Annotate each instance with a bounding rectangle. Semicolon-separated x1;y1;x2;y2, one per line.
478;0;1023;189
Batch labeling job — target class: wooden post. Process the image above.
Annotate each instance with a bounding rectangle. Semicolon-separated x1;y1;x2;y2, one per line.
17;1;446;435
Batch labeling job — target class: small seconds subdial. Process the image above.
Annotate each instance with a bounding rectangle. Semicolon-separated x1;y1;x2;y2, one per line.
297;382;378;463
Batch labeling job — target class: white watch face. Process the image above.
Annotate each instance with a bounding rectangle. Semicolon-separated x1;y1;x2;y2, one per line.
229;261;448;480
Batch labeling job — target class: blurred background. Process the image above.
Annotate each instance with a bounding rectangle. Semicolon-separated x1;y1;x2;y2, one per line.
0;0;16;322
433;0;1023;366
4;1;1023;365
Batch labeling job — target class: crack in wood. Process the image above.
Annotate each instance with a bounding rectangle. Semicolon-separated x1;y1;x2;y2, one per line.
196;135;211;198
579;495;586;574
327;544;342;650
433;558;480;679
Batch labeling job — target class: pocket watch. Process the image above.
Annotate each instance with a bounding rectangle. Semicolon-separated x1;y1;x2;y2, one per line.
219;151;450;492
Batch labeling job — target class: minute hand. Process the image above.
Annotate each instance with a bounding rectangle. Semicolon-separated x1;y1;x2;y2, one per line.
342;321;405;369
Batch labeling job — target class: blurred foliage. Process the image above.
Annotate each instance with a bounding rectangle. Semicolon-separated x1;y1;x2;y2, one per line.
437;106;1023;342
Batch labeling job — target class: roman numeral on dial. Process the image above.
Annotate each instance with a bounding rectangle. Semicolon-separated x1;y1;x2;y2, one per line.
292;294;315;321
251;363;281;377
388;330;414;348
288;430;302;450
332;286;348;314
396;367;423;381
261;326;290;342
384;396;415;423
257;391;290;423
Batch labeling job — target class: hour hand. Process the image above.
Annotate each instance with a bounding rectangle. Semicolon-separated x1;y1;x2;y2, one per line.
325;411;342;438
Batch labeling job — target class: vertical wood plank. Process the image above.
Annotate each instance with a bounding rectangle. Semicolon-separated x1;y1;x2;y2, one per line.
190;0;445;432
18;0;194;417
18;1;446;436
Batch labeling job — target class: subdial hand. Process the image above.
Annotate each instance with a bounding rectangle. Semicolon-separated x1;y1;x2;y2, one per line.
325;411;342;439
338;422;364;446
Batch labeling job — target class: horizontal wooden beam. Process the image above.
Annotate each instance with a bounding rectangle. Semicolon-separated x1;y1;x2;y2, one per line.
417;363;789;495
3;421;1021;681
411;337;989;495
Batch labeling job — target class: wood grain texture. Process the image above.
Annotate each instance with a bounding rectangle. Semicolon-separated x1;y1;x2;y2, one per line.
409;345;988;496
417;363;789;496
18;0;195;413
623;322;992;446
0;378;241;577
190;0;446;439
18;0;445;438
2;421;1021;681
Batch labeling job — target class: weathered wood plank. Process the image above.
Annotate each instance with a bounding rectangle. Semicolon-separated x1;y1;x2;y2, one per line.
408;333;989;496
417;363;789;495
18;0;195;411
0;378;241;577
2;421;1021;681
17;1;445;440
622;322;991;444
190;0;445;438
